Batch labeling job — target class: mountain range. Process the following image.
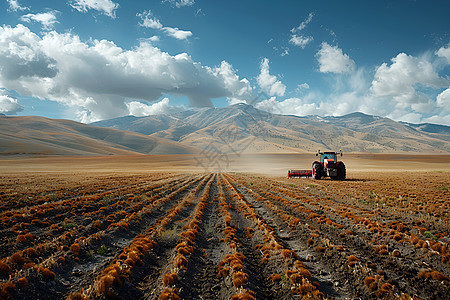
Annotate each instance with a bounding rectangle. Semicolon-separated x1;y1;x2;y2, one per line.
1;104;449;155
91;103;450;154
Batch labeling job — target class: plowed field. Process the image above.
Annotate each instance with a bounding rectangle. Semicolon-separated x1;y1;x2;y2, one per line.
0;171;448;299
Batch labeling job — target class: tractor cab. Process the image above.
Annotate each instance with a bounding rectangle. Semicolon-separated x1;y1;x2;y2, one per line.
317;150;341;163
319;152;337;164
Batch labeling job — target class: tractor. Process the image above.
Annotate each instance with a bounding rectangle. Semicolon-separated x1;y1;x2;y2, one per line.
312;150;346;180
287;149;346;180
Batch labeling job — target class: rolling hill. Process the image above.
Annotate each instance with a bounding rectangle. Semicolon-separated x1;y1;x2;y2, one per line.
92;104;450;154
0;116;199;155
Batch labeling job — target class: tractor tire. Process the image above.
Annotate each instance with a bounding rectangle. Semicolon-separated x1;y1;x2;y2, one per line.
337;162;346;180
312;161;323;180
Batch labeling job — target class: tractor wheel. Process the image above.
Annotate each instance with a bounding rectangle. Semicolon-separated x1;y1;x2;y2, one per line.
337;162;346;180
312;161;322;180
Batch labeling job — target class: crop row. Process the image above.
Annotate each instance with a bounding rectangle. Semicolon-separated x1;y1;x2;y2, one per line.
227;174;449;299
220;174;324;299
0;174;203;299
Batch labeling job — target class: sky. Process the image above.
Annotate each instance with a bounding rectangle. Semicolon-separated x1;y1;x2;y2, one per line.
0;0;449;125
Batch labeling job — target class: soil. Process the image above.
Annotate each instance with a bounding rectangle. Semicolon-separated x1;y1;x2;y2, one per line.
0;155;448;299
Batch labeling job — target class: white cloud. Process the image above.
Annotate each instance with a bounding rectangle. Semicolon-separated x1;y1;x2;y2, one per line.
0;25;253;122
0;25;58;81
142;36;160;43
281;47;289;56
316;42;355;74
436;88;450;111
6;0;28;12
195;8;205;17
289;12;314;49
436;43;450;64
291;12;314;33
257;58;286;97
298;83;309;89
164;0;195;8
295;83;310;94
214;61;253;101
255;48;450;125
69;0;119;18
177;0;195;7
227;97;247;105
320;52;450;125
289;35;313;49
127;97;181;116
137;10;163;29
256;96;322;116
138;10;192;40
253;47;450;125
163;27;192;40
150;35;160;42
370;53;446;106
20;11;59;30
422;114;450;126
0;91;24;115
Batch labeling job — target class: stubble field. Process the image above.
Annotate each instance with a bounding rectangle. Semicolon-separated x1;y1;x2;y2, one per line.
0;154;449;299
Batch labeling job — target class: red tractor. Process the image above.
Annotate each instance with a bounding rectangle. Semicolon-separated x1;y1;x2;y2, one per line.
312;150;346;180
287;150;346;180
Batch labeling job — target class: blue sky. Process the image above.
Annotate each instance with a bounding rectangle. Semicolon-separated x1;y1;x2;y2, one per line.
0;0;449;125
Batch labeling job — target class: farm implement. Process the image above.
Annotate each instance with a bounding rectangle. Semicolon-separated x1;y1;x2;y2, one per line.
288;150;346;180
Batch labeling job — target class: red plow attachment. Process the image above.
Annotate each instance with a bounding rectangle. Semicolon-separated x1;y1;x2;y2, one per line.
287;170;312;178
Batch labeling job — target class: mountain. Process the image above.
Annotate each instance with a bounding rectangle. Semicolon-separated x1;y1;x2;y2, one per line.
0;116;199;155
91;104;450;154
401;122;450;136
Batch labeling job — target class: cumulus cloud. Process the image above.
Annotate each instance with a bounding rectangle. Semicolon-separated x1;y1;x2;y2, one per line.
7;0;28;12
289;12;314;49
257;43;450;125
256;49;450;125
20;11;59;30
138;10;192;40
316;42;355;74
0;24;252;122
257;58;286;97
0;25;58;80
127;97;181;116
215;61;253;100
370;53;446;107
137;10;162;29
0;91;24;115
256;96;322;116
69;0;119;18
436;43;450;64
163;0;195;8
436;88;450;111
163;27;192;40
